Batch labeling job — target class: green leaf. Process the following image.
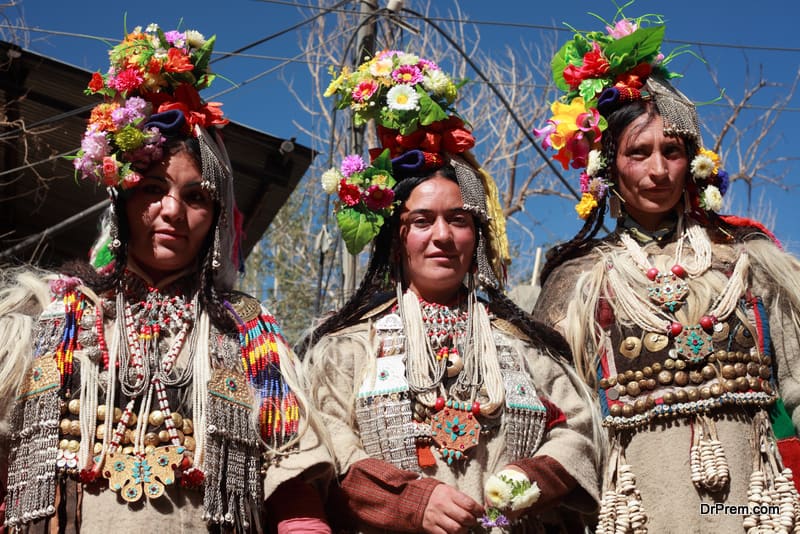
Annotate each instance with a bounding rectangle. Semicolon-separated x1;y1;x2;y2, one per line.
604;26;664;73
417;86;448;126
372;149;393;173
194;35;216;74
337;209;383;255
578;78;607;104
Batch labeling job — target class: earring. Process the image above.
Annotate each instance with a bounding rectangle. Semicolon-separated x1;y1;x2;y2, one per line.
609;193;622;219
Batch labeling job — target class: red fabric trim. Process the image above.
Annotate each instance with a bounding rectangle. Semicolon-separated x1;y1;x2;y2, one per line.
719;215;782;249
541;397;567;430
777;437;800;493
338;458;442;532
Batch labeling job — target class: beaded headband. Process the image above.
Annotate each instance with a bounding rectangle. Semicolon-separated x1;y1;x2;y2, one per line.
323;50;509;287
534;12;729;219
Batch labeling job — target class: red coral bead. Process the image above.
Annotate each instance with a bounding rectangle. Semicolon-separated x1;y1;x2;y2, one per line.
646;268;659;281
671;264;687;278
434;397;445;411
471;402;481;416
669;322;683;336
699;315;715;331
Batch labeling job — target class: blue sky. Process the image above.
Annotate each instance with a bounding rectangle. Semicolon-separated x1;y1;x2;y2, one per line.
9;0;800;261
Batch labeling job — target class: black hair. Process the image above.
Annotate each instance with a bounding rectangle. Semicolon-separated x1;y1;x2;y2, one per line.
297;163;570;359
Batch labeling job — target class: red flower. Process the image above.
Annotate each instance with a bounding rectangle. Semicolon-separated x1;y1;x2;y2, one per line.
102;157;119;186
154;84;229;131
109;67;144;93
338;180;362;206
563;43;609;90
165;47;194;73
88;72;105;93
615;63;652;90
364;185;394;210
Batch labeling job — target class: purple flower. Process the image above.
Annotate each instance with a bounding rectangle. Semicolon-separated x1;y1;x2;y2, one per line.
163;30;186;47
417;58;439;72
340;154;367;177
73;154;100;179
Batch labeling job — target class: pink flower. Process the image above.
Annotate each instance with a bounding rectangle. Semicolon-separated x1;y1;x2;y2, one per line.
417;58;439;72
352;80;379;103
579;172;590;194
122;171;142;189
338;180;362;206
340;154;367;177
364;185;394;210
606;19;637;39
577;108;602;143
533;121;557;150
391;65;423;85
102;156;120;186
108;67;144;93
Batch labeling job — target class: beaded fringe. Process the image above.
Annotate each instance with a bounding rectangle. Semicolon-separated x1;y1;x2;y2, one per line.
596;441;648;534
5;357;62;527
203;369;262;532
355;392;418;471
742;411;800;532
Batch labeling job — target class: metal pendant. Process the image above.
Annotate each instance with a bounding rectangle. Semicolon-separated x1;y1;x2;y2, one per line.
430;399;481;465
647;272;689;312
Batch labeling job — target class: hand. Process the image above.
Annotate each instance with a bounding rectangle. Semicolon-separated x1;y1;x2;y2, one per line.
422;483;484;534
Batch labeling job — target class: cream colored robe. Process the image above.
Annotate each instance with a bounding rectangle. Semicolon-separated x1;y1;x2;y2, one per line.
304;305;600;533
535;230;800;533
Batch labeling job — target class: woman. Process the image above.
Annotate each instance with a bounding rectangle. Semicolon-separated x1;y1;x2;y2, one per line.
0;24;331;533
533;12;800;532
301;51;599;533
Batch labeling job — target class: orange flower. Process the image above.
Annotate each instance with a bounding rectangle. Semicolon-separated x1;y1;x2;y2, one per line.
89;103;120;132
165;48;194;73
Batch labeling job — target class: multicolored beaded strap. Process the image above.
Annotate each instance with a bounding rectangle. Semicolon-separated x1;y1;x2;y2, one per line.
53;285;88;392
228;303;299;448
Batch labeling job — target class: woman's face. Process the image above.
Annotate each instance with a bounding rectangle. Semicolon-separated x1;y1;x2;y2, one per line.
615;113;689;230
399;175;476;305
126;150;214;283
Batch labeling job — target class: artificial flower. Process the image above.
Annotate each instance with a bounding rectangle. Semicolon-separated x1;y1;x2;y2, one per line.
422;69;450;96
391;64;424;85
586;149;606;177
576;193;599;219
88;72;105;93
606;18;638;38
352;80;379;103
701;185;723;212
484;474;513;508
114;126;147;152
164;47;194;73
121;171;143;189
102;156;120;186
690;153;715;179
185;30;206;48
386;84;419;111
364;184;394;210
717;169;730;195
108;67;145;93
321;168;343;194
338;180;362;207
341;154;367;177
369;57;394;78
89;103;120;132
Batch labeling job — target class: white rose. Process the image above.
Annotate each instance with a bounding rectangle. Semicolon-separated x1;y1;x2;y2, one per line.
484;473;513;508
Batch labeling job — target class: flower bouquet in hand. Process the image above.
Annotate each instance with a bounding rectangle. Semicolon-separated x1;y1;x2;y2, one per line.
479;469;540;531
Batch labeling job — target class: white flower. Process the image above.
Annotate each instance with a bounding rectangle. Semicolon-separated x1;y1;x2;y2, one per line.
144;24;158;33
484;474;513;508
510;481;540;511
386;84;419;111
370;57;394;78
422;70;450;96
586;149;606;177
321;168;343;194
396;52;419;65
185;30;206;48
691;154;715;179
702;185;723;212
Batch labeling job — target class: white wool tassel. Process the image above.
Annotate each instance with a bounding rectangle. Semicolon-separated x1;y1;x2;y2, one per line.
469;294;504;415
192;310;212;469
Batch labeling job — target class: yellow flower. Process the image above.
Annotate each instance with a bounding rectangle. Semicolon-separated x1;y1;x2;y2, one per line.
575;193;598;219
698;148;720;172
324;67;350;97
549;97;587;150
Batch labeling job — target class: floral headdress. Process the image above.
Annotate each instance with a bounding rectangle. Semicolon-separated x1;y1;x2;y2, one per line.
73;23;228;189
534;12;729;219
77;23;242;289
324;50;510;288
